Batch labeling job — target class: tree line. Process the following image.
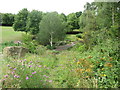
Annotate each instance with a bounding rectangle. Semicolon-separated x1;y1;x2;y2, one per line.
0;1;119;49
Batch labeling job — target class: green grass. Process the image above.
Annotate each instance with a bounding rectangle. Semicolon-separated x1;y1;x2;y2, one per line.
66;35;78;42
0;26;24;43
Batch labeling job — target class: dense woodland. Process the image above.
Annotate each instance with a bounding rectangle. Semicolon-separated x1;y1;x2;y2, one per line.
0;1;120;88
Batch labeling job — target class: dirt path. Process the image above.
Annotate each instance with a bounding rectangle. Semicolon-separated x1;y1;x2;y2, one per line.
54;42;77;51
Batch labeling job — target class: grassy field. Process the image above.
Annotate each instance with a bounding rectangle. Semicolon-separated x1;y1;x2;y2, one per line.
0;26;24;43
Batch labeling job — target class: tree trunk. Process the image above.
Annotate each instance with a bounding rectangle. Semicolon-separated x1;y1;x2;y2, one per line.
112;6;115;26
50;33;53;47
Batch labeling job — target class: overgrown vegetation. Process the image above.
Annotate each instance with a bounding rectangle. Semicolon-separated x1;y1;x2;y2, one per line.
1;1;120;88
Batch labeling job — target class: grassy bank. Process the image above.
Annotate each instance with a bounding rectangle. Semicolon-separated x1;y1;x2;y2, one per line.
0;26;24;43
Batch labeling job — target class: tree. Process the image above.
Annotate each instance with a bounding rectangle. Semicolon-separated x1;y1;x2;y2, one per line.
26;10;42;35
37;12;66;47
13;8;29;33
1;13;15;26
75;11;82;18
67;13;80;30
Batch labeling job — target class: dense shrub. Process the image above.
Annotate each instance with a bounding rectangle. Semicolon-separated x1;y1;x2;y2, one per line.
22;34;38;53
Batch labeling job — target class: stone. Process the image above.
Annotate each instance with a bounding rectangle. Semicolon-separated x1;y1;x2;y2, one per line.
3;46;28;58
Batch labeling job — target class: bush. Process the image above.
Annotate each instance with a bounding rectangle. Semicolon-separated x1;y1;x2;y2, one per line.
46;45;56;50
0;41;21;52
36;45;47;55
22;34;38;53
76;33;82;38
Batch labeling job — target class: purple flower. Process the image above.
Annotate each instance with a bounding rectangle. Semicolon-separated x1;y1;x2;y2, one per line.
7;64;10;67
11;71;15;74
49;80;52;83
19;60;22;62
17;76;20;78
29;65;32;68
26;77;29;80
10;67;13;69
43;75;47;77
2;79;6;81
24;59;26;61
14;75;17;78
32;71;36;74
43;75;48;78
30;75;32;77
29;61;32;63
38;65;42;67
13;68;16;70
4;75;8;78
46;76;49;78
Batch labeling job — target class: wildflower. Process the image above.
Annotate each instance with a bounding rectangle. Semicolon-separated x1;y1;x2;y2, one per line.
85;68;92;72
79;58;85;61
13;68;16;70
29;65;32;68
14;75;17;78
7;64;10;67
2;79;6;81
29;61;32;63
30;75;32;77
77;61;80;65
109;57;112;60
38;65;42;67
32;71;36;74
24;59;26;61
43;75;47;77
100;58;105;60
46;76;49;78
4;75;8;78
26;77;29;80
16;76;20;78
101;74;107;77
19;60;22;62
49;80;52;83
10;67;13;69
101;68;104;70
88;56;92;59
104;63;113;67
90;65;94;68
11;71;15;74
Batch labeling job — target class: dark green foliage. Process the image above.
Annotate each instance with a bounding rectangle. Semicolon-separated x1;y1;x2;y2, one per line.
76;33;82;38
13;8;29;33
1;13;15;26
67;13;80;30
75;11;82;18
26;10;42;35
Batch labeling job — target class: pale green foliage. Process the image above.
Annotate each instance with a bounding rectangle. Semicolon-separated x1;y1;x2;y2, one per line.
37;12;66;46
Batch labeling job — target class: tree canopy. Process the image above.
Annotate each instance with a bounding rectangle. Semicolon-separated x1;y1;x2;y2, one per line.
13;8;29;33
26;10;42;35
37;12;66;47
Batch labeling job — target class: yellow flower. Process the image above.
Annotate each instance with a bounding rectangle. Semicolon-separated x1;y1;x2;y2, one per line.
77;61;80;65
104;63;113;67
101;74;107;77
101;68;104;70
85;68;92;72
88;56;92;59
90;65;94;68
